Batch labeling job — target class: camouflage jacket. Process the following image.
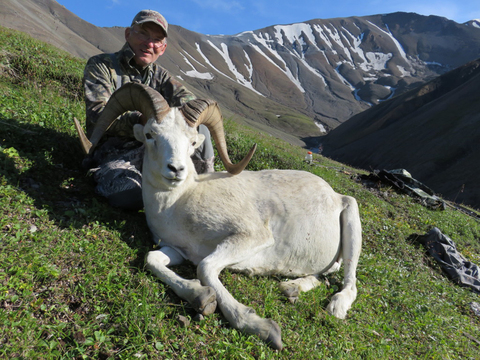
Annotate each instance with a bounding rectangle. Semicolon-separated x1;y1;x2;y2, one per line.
84;42;196;139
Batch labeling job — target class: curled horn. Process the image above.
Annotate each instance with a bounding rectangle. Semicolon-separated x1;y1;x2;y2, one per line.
181;99;256;175
74;83;170;155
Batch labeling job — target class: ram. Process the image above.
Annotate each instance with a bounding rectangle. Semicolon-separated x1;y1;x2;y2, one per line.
75;83;362;350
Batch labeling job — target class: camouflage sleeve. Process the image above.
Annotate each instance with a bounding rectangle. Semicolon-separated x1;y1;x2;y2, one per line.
153;67;196;107
83;56;141;138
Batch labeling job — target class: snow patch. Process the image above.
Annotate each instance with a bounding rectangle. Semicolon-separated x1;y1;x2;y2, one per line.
273;23;320;55
367;21;409;65
182;70;214;80
251;32;305;93
207;41;263;95
364;52;392;70
341;27;367;66
396;65;410;76
194;42;232;81
470;19;480;28
424;61;444;67
312;24;335;52
180;52;214;80
315;121;327;133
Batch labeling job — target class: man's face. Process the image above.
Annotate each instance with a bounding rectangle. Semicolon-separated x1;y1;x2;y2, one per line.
125;23;167;68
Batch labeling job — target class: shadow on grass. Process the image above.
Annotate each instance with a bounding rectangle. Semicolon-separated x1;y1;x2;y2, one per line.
0;115;152;267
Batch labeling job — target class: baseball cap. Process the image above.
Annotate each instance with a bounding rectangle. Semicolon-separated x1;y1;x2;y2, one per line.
131;10;168;37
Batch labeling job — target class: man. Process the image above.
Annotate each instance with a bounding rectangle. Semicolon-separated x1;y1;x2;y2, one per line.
83;10;215;210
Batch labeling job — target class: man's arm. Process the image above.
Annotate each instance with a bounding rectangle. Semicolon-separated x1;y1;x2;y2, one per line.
84;56;142;138
153;68;196;107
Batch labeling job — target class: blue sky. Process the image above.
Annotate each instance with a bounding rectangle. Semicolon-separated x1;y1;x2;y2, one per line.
57;0;480;35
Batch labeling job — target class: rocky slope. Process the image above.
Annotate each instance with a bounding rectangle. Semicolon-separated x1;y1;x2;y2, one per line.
321;58;480;209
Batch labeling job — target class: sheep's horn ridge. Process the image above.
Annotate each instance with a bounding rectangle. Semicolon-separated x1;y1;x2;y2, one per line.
181;99;256;175
82;83;170;155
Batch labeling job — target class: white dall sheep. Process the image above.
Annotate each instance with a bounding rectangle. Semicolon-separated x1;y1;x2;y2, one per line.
75;83;362;350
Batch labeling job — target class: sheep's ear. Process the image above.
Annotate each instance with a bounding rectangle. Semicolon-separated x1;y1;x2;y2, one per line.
193;133;205;149
134;124;145;142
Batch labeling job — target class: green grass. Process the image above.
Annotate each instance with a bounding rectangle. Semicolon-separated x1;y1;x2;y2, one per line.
1;26;480;359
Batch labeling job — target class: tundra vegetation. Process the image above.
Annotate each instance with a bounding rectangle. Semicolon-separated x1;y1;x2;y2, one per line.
1;27;480;359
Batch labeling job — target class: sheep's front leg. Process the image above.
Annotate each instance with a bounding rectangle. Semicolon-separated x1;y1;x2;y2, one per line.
145;246;217;315
196;236;283;350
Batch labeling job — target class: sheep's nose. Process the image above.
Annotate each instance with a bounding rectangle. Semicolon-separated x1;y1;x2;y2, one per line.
168;164;185;173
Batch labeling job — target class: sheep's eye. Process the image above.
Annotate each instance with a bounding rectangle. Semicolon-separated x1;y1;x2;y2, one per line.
192;141;197;146
145;133;153;140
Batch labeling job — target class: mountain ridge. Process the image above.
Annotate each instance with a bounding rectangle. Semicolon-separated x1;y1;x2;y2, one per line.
2;0;480;147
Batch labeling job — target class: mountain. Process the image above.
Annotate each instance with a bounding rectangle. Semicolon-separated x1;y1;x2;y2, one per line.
0;0;124;58
321;57;480;209
2;0;480;148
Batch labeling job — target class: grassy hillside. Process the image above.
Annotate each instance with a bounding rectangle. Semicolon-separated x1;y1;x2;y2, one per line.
1;26;480;359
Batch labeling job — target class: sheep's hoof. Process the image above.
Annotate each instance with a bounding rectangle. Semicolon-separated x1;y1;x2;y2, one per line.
287;296;298;304
279;282;299;298
200;300;217;316
326;292;349;319
265;320;283;351
192;286;217;316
